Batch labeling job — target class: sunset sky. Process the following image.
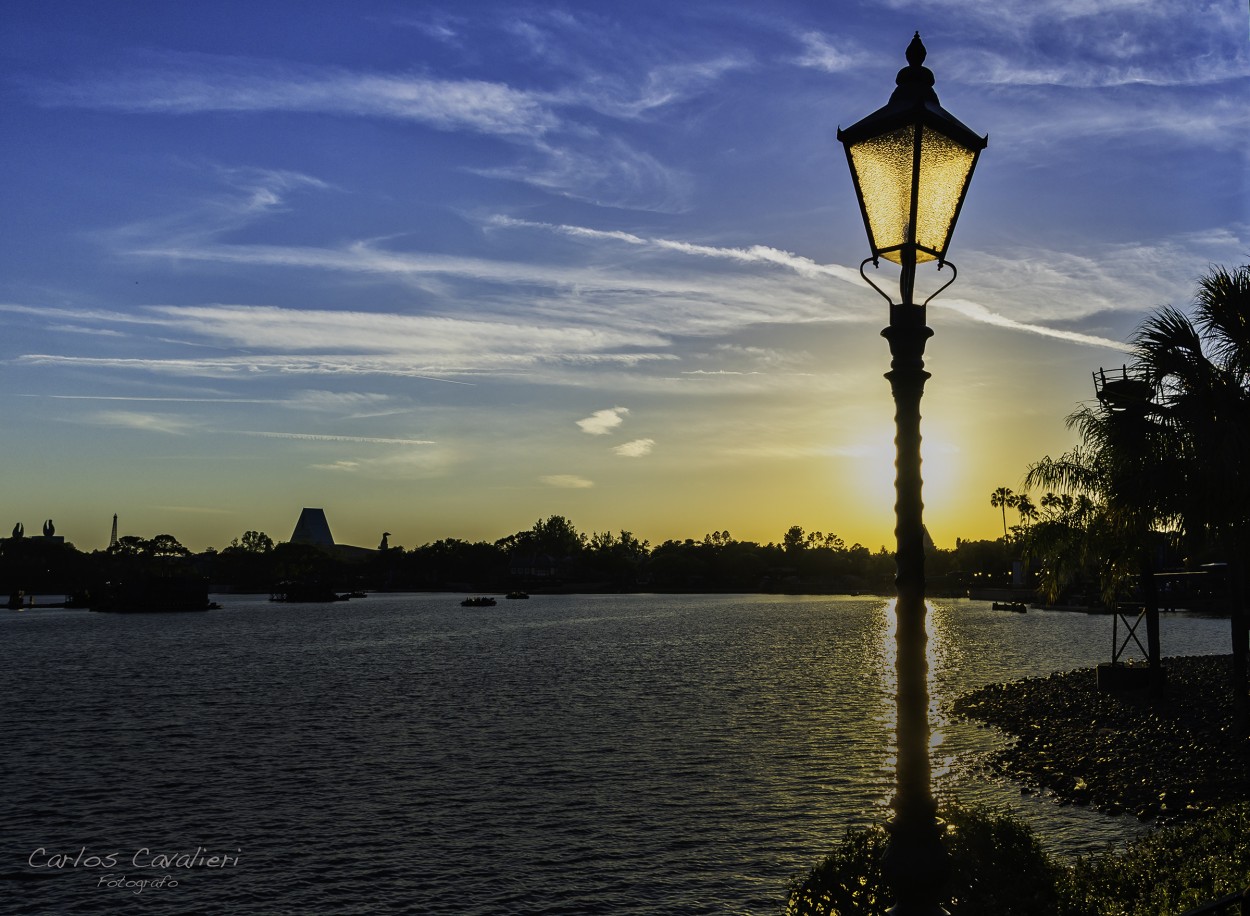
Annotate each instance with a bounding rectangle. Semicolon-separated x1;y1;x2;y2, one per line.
2;1;1247;553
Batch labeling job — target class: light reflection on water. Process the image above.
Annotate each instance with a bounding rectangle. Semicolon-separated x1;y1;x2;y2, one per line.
0;594;1231;915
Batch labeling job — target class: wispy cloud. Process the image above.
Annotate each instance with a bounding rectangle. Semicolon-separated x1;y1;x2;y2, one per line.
488;217;1178;347
95;166;332;256
793;32;864;73
12;160;1238;399
472;136;693;212
308;449;454;478
490;215;866;284
23;52;699;210
388;15;465;45
90;411;196;435
15;211;1194;392
542;474;594;488
562;55;752;119
122;234;854;336
897;0;1250;89
15;297;671;380
311;460;361;472
283;390;396;412
613;438;654;457
34;394;276;403
577;407;629;435
936;298;1128;351
28;56;560;136
231;431;436;445
48;324;127;338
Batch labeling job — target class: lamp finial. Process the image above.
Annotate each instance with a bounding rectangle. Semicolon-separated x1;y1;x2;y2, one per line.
906;32;926;67
891;32;937;103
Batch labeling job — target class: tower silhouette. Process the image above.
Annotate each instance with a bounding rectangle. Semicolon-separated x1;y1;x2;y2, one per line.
290;508;335;548
109;514;118;549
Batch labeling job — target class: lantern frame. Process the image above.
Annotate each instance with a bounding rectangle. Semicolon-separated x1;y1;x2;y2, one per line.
837;33;987;279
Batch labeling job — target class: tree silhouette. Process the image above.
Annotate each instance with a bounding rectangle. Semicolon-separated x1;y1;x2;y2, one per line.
231;530;274;553
1025;264;1250;711
783;525;806;553
990;487;1016;540
1126;263;1250;714
1014;494;1038;531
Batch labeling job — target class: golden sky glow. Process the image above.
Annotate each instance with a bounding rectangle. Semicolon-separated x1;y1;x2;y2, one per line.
1;2;1245;552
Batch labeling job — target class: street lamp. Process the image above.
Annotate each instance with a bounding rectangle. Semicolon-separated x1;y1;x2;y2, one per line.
838;33;986;916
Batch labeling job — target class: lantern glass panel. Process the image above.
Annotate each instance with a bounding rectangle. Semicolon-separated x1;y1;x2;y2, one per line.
915;125;977;260
847;125;916;264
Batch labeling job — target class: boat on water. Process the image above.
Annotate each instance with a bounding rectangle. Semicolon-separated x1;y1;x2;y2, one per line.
505;591;530;600
461;596;497;607
90;578;215;613
992;601;1028;613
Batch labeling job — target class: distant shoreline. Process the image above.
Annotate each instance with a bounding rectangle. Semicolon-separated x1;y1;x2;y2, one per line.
951;654;1248;823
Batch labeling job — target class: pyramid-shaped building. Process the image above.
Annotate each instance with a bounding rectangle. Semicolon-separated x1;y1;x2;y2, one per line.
290;508;335;548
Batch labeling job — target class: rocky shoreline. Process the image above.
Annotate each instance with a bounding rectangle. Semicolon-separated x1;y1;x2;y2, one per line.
950;654;1250;823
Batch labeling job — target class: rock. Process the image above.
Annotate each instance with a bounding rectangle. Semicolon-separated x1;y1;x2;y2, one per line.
949;655;1249;823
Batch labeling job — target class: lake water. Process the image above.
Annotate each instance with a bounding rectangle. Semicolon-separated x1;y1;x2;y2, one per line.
0;594;1232;915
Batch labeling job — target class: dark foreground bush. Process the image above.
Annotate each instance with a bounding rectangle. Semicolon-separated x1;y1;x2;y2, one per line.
1064;802;1250;916
786;803;1250;916
785;803;1065;916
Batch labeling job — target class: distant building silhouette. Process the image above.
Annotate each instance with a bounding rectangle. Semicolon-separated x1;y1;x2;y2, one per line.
109;513;118;549
7;520;64;544
290;508;335;548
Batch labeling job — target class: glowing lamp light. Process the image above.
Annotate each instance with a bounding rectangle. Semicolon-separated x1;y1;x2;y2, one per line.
837;33;986;279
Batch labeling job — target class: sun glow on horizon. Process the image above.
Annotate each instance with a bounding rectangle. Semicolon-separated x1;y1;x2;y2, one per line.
838;430;967;543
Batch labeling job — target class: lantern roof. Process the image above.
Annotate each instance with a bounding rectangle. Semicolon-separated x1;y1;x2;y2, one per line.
836;33;987;153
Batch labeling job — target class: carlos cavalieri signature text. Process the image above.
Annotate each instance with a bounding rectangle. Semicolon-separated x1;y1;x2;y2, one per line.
29;847;241;870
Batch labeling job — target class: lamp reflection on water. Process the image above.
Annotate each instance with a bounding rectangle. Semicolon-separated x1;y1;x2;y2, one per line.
875;599;952;799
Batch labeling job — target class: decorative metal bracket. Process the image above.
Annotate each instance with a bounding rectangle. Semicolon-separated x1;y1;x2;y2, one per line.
859;257;893;306
859;256;958;306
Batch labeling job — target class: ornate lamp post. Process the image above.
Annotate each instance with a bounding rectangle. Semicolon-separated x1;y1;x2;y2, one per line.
837;33;986;915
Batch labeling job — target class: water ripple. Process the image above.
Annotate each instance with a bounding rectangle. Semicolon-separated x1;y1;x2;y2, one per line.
0;595;1230;914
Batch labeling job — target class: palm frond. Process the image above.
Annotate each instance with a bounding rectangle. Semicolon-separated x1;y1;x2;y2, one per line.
1023;450;1100;496
1193;264;1250;381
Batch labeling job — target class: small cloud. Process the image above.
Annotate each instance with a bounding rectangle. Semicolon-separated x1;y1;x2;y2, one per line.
794;32;861;73
308;450;451;479
311;460;362;472
542;474;594;488
94;411;194;435
285;390;393;412
49;324;127;338
234;431;436;445
576;406;628;435
613;438;654;457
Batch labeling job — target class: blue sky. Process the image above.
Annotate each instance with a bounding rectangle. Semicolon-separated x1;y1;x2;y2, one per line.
2;0;1247;552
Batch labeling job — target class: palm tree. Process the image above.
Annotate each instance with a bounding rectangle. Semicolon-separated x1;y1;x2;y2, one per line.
1023;450;1142;609
1028;264;1250;712
990;487;1016;540
1127;263;1250;713
1014;494;1038;531
1022;491;1117;609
